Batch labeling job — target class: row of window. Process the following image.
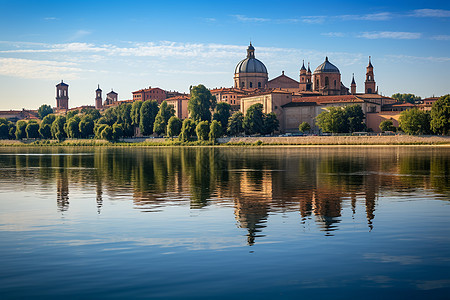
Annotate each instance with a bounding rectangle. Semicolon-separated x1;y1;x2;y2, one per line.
240;81;262;88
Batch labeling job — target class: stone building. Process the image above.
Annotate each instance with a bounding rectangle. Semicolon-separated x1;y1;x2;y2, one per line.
234;43;268;89
165;95;190;120
104;90;118;106
132;87;167;104
56;80;69;110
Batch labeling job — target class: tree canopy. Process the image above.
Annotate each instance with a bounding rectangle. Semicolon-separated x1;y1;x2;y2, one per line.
188;84;216;121
227;111;244;136
37;104;53;119
391;93;421;104
316;105;365;133
399;108;431;135
139;100;159;136
243;103;264;135
430;94;450;135
212;102;231;130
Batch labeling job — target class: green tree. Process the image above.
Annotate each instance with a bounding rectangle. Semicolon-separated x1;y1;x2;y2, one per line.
379;120;396;132
112;123;123;140
100;125;113;140
65;115;81;138
0;123;9;139
94;124;108;139
81;107;100;119
227;111;244;136
188;84;216;121
345;104;366;132
196;121;210;141
243;103;264;135
167;116;182;139
263;112;279;135
430;94;450;135
299;122;311;133
41;114;56;126
399;108;431;135
153;101;175;135
51;116;67;141
209;120;222;142
79;115;95;138
37;104;53;119
8;123;15;139
39;124;52;139
139;100;159;135
316;107;347;133
131;100;143;126
25;122;40;139
116;103;133;137
179;119;196;141
66;110;79;119
212;102;231;129
15;120;27;139
391;93;421;104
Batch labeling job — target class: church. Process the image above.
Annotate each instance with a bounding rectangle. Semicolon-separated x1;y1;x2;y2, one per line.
231;43;395;133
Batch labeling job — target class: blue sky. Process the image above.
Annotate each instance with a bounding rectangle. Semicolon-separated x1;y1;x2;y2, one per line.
0;0;449;110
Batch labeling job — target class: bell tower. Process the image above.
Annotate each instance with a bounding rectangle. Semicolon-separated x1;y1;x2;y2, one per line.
95;85;103;109
365;56;376;94
56;80;69;110
351;73;356;94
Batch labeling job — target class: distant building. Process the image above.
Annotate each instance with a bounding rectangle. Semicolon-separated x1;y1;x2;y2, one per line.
56;80;69;111
95;85;103;109
104;90;118;106
132;87;167;104
166;95;190;120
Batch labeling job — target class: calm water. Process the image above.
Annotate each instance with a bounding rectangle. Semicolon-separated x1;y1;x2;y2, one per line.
0;146;449;299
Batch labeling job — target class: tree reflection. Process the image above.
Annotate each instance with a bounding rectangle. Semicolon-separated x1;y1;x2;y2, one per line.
1;146;448;245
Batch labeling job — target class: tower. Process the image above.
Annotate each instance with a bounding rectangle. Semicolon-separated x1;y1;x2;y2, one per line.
56;80;69;110
351;73;356;94
95;85;103;109
365;56;376;94
299;60;307;91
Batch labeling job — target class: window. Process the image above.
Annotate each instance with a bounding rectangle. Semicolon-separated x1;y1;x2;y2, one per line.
367;88;372;94
316;79;319;88
242;82;245;88
249;82;253;88
325;77;329;86
334;80;337;88
258;82;261;88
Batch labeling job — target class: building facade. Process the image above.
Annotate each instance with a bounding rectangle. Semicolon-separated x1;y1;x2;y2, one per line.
56;80;69;110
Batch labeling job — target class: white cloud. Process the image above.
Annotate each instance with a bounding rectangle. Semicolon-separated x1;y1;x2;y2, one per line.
44;17;58;21
0;57;86;79
232;15;270;22
321;32;346;38
359;31;421;40
68;30;92;41
339;12;392;21
431;35;450;40
411;9;450;18
300;16;326;24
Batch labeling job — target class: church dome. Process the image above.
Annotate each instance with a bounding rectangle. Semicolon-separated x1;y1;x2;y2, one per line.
313;57;340;74
235;43;268;74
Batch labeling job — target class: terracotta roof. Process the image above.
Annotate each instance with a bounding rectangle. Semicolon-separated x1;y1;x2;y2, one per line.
241;88;292;98
166;95;190;101
293;95;362;104
132;87;166;94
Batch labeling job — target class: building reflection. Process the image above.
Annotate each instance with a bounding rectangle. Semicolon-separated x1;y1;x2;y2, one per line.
5;147;446;245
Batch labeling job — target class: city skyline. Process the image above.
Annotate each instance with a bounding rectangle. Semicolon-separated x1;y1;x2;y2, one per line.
0;0;449;110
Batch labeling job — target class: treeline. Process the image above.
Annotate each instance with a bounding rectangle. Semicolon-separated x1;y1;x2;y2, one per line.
0;84;280;142
314;95;449;135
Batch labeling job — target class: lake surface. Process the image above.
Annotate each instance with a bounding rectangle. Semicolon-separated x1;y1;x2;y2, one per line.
0;146;449;299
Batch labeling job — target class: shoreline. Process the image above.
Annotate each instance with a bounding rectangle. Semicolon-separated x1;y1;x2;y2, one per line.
1;135;450;147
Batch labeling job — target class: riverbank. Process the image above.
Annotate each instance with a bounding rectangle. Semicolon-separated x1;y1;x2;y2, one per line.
1;135;449;146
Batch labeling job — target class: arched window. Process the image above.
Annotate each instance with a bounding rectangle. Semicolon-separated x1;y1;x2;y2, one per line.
316;79;319;89
334;80;337;88
368;75;372;81
367;88;372;94
242;82;245;88
249;82;253;88
258;82;261;88
325;77;329;86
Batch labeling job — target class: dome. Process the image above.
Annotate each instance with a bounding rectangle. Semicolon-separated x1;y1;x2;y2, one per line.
235;43;268;74
235;58;268;74
313;57;340;74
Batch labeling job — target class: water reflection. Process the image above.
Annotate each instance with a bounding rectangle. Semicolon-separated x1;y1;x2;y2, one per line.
0;147;449;244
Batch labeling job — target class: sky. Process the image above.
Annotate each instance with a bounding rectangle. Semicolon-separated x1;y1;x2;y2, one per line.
0;0;449;110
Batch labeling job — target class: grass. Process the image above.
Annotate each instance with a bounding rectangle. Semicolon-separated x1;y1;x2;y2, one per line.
0;135;449;147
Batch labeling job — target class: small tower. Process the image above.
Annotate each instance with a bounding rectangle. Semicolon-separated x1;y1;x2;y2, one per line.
56;80;69;110
365;56;376;94
299;60;308;91
351;73;356;94
95;85;103;109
